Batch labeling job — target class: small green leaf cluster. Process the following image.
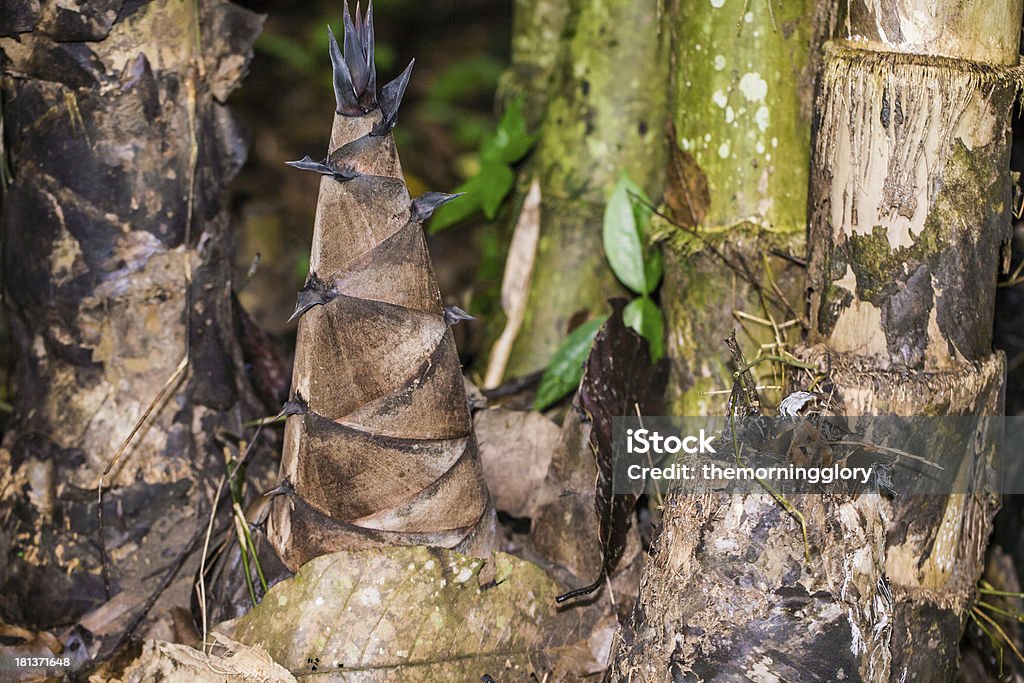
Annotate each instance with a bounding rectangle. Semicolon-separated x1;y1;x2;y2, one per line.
429;97;536;233
533;316;609;411
603;173;664;363
533;172;664;411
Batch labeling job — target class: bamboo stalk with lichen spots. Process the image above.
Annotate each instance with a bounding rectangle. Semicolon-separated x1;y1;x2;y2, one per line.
486;0;671;383
661;0;818;415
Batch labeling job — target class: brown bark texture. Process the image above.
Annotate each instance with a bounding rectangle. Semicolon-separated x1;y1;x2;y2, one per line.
0;0;263;628
265;4;494;572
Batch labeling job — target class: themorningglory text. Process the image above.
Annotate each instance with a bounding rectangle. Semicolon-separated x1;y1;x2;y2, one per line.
625;462;875;485
624;428;874;486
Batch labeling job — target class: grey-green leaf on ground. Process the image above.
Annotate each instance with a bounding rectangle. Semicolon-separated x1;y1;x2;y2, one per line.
623;296;664;362
534;315;609;410
603;173;661;295
219;547;614;681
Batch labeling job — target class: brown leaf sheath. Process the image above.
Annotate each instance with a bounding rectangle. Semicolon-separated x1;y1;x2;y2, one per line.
267;12;494;571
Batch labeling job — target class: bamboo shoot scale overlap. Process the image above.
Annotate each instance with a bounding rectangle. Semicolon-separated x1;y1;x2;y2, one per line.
268;2;494;571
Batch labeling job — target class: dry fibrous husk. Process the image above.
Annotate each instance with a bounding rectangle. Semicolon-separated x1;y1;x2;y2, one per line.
266;2;493;571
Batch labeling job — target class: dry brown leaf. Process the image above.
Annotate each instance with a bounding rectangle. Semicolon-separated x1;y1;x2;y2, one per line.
105;634;294;683
664;122;710;228
485;177;543;388
474;408;559;518
529;405;604;582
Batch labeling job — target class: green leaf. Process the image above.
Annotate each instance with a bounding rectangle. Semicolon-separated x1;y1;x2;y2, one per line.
604;173;660;295
482;96;535;165
428;161;513;231
428;97;534;233
477;161;516;219
428;57;504;106
428;179;482;233
255;33;316;73
534;316;609;410
623;297;664;362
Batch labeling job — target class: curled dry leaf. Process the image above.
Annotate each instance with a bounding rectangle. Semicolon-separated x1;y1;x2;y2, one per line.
220;547;614;681
107;633;295;683
555;300;667;601
664;121;711;229
484;177;543;389
267;4;493;570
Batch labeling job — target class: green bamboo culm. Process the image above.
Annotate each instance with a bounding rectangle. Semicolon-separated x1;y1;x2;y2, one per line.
661;0;814;415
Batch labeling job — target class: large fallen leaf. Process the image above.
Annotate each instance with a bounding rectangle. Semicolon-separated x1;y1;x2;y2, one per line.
579;299;666;594
529;301;666;596
220;547;613;681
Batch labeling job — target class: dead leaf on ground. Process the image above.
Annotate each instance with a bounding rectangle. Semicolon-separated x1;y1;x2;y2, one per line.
528;404;603;582
475;408;560;518
578;299;666;593
99;633;294;683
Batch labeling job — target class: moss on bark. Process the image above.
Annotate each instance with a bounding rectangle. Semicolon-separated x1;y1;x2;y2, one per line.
501;0;671;379
662;0;815;414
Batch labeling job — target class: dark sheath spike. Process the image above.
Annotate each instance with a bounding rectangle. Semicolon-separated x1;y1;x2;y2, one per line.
263;479;296;500
343;1;369;96
328;25;360;115
286;156;361;182
444;306;475;326
286;155;334;175
371;59;414;137
410;192;463;223
278;393;310;418
360;0;377;110
288;274;339;323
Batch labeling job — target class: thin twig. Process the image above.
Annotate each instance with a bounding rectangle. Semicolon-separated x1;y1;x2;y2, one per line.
980;585;1024;599
977;601;1024;623
641;200;800;322
998;259;1024;287
830;440;943;471
973;605;1024;665
726;330;762;415
197;471;226;654
702;385;781;396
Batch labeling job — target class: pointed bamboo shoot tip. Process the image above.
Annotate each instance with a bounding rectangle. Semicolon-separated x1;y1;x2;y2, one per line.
370;58;415;136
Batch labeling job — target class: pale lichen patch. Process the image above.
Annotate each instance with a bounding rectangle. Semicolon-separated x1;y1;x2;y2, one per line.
739;72;768;102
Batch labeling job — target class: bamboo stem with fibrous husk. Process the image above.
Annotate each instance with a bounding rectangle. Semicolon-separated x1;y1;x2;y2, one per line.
267;1;494;571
